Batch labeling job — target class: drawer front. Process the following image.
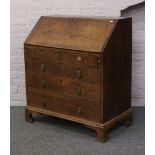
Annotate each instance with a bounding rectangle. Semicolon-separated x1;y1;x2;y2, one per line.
25;46;101;68
27;88;100;122
26;72;100;103
25;56;101;84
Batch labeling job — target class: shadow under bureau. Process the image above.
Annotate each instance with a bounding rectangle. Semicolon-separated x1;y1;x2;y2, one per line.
24;16;132;143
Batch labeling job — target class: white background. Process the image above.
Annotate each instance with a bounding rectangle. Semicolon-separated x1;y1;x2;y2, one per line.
1;0;155;155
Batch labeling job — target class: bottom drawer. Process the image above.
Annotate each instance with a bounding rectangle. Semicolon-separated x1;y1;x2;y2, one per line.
27;88;100;122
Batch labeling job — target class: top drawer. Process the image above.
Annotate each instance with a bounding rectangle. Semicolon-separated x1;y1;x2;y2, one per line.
25;46;102;68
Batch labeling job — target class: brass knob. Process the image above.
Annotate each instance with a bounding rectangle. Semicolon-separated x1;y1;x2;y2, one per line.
70;18;78;24
77;56;81;62
78;106;82;115
42;80;45;88
41;64;46;72
76;70;81;79
42;100;47;107
77;87;81;96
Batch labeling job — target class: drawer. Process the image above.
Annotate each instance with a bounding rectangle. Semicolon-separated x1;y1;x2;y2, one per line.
25;57;101;84
26;72;100;103
25;46;102;68
27;88;100;122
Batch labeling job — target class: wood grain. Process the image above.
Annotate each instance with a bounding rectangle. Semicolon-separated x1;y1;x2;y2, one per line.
24;16;132;143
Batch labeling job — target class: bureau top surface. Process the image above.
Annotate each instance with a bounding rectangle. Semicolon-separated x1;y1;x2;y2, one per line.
25;16;120;53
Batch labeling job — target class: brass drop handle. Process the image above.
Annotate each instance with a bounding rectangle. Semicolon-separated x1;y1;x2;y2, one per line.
70;18;78;24
78;106;82;115
76;70;81;79
42;100;47;107
77;87;81;96
42;80;46;88
41;64;46;72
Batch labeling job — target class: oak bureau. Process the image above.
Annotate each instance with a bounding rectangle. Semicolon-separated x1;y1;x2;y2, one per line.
24;16;132;143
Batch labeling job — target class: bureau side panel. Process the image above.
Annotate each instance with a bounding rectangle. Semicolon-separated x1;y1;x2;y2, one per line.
102;18;132;123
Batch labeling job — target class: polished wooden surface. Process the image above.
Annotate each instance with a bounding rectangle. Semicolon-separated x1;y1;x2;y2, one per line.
25;16;117;52
24;16;132;143
25;46;101;68
27;88;100;122
25;49;101;84
26;72;100;102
